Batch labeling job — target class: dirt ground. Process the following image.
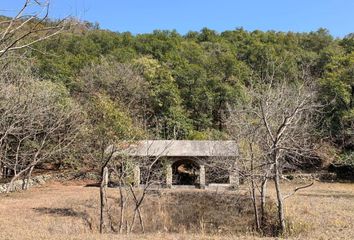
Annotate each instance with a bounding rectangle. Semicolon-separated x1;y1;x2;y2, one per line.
0;180;353;240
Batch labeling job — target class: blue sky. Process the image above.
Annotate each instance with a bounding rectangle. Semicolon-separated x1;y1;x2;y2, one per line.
1;0;354;37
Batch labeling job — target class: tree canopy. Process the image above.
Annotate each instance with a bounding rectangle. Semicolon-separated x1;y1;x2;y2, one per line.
1;17;352;163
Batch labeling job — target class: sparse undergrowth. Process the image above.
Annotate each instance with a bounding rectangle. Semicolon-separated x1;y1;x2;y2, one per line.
0;181;353;239
72;188;260;235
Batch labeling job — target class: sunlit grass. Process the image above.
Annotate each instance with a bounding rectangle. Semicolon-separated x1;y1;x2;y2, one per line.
0;181;353;239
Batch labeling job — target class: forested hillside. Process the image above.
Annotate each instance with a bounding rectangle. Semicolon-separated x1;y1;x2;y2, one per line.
1;3;354;236
1;17;353;168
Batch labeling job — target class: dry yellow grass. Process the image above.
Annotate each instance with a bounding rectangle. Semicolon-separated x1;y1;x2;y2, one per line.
0;180;353;240
280;182;354;239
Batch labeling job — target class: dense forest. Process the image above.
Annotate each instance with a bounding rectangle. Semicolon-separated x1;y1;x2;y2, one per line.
1;17;353;169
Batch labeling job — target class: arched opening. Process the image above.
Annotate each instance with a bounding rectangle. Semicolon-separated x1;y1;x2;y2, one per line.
172;159;200;185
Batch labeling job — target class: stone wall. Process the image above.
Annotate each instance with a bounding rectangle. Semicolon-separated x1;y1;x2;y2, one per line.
283;172;337;182
0;174;53;193
0;171;99;193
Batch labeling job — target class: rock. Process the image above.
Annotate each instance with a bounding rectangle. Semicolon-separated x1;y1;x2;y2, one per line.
0;185;6;193
35;176;46;185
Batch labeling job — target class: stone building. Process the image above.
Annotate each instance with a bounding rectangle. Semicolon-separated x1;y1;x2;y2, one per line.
111;140;239;189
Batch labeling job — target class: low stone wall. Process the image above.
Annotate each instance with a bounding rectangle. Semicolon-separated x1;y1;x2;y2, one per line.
0;174;53;193
283;172;337;182
0;171;100;194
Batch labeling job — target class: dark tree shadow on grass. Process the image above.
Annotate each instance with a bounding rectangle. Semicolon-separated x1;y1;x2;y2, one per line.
33;207;93;230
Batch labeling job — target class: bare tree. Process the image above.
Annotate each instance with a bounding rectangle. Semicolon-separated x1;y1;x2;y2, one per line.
80;110;119;234
0;64;82;192
0;0;66;59
227;65;322;234
99;140;172;234
76;57;152;234
0;0;73;191
125;143;171;233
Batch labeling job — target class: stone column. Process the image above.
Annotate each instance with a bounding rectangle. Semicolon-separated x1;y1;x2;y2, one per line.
166;161;172;188
199;165;206;189
133;165;140;187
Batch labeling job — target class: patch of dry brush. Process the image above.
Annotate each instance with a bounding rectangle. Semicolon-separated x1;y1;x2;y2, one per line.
0;181;353;239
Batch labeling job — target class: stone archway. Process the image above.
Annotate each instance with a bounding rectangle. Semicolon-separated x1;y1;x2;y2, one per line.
172;159;200;186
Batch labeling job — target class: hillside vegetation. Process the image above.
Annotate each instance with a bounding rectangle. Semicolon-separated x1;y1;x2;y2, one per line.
32;26;353;143
0;3;353;237
2;19;352;160
0;14;352;179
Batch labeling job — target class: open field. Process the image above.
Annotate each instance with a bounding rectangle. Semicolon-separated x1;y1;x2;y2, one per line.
0;180;353;240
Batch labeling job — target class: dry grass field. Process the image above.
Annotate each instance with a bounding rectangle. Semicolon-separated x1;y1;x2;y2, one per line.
0;180;353;240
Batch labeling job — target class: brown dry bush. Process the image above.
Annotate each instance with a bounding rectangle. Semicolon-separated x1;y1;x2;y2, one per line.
71;188;263;235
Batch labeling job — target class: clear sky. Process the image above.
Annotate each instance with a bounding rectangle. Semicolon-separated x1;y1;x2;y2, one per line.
1;0;354;37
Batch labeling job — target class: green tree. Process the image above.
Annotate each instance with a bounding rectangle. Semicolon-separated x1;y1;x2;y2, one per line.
133;56;192;139
320;52;354;146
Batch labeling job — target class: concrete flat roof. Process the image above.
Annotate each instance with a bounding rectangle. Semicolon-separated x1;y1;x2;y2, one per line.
110;140;238;157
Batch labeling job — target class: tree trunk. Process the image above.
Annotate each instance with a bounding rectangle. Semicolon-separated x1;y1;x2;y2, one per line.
260;176;268;228
23;166;34;190
0;162;3;179
99;166;108;234
6;173;20;193
249;143;260;231
251;178;260;231
118;181;125;234
274;156;285;234
6;162;40;193
137;206;145;233
129;209;137;233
